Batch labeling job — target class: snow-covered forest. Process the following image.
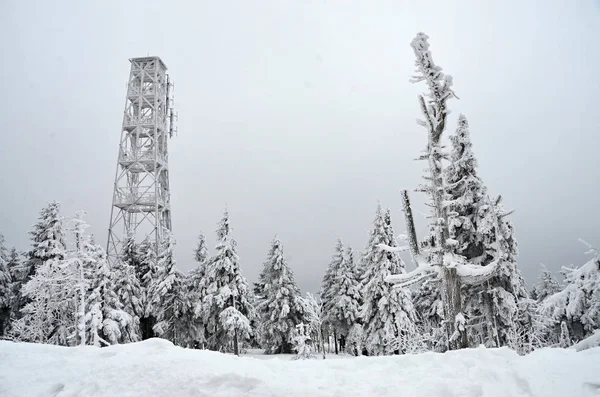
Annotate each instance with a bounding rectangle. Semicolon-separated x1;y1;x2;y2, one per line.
1;33;598;359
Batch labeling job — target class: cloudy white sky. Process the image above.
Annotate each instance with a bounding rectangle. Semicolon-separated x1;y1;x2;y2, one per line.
1;0;599;293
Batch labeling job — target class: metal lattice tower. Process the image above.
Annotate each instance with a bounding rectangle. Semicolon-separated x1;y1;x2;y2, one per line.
107;56;177;266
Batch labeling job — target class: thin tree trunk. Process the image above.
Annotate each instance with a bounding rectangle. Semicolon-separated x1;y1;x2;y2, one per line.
319;327;326;359
233;329;239;356
334;329;338;354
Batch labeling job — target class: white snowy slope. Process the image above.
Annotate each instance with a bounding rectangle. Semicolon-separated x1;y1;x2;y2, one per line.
1;339;599;397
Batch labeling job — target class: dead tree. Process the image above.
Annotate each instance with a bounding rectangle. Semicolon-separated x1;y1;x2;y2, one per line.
381;33;503;350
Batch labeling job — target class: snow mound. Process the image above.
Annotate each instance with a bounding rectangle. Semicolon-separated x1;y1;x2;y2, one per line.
1;339;600;397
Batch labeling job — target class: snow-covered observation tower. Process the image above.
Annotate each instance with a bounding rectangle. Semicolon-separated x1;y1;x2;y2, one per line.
106;56;177;266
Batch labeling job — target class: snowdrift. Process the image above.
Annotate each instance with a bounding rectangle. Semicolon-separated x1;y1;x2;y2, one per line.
1;338;599;397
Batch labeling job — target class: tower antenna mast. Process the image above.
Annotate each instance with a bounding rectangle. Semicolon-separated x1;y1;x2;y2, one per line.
107;56;177;265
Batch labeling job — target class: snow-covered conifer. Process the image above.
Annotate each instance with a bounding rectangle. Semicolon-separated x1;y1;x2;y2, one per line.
87;242;138;345
329;246;362;350
150;230;190;346
540;240;600;344
12;202;66;318
137;237;159;339
202;210;254;354
533;264;561;303
25;201;66;279
319;238;345;351
361;205;417;355
256;237;306;354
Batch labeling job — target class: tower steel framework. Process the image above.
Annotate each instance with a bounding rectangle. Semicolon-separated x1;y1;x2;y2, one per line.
107;56;177;266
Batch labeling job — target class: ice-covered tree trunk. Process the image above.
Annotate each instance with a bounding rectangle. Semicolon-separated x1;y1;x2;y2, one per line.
401;190;420;264
410;32;466;350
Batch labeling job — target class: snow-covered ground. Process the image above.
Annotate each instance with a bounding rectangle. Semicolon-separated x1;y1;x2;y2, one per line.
1;339;599;397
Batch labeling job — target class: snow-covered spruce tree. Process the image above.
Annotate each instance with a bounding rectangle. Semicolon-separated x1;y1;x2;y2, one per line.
86;241;138;346
256;237;306;354
25;201;66;279
444;115;530;347
0;233;12;337
540;240;600;345
136;236;159;339
301;292;326;358
319;238;345;353
10;255;76;345
202;210;254;354
385;33;515;351
329;245;362;352
12;202;66;319
533;264;561;303
361;205;417;355
112;259;143;342
10;211;90;345
184;232;210;348
148;230;190;346
474;196;529;347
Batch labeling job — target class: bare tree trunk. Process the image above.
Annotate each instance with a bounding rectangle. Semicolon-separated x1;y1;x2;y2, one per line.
441;267;467;350
401;189;420;264
233;329;239;356
319;327;326;359
333;329;339;354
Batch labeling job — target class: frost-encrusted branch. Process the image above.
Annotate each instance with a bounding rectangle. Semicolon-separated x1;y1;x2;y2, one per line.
385;263;436;288
579;238;598;257
377;244;409;253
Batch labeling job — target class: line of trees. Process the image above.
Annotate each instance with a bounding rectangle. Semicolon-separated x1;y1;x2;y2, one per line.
1;32;598;355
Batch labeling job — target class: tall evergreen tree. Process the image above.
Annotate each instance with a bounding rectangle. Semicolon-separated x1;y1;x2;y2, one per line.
328;246;362;350
360;205;417;355
151;230;192;346
137;237;159;339
184;232;210;348
86;241;138;346
256;237;306;354
12;202;66;318
25;201;66;279
320;238;345;351
444;116;529;347
202;210;254;354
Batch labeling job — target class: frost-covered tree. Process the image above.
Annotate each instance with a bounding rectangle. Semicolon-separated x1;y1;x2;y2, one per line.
319;238;345;352
329;246;362;350
361;205;417;355
443;116;529;347
10;210;87;345
10;255;76;345
533;264;561;303
25;202;66;279
86;241;138;346
256;237;306;354
301;292;326;358
112;259;143;342
202;210;254;354
540;240;600;344
385;33;520;351
12;202;66;318
183;232;210;348
137;237;159;339
150;230;192;346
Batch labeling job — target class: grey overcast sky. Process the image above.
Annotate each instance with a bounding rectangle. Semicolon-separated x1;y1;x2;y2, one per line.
1;0;599;293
